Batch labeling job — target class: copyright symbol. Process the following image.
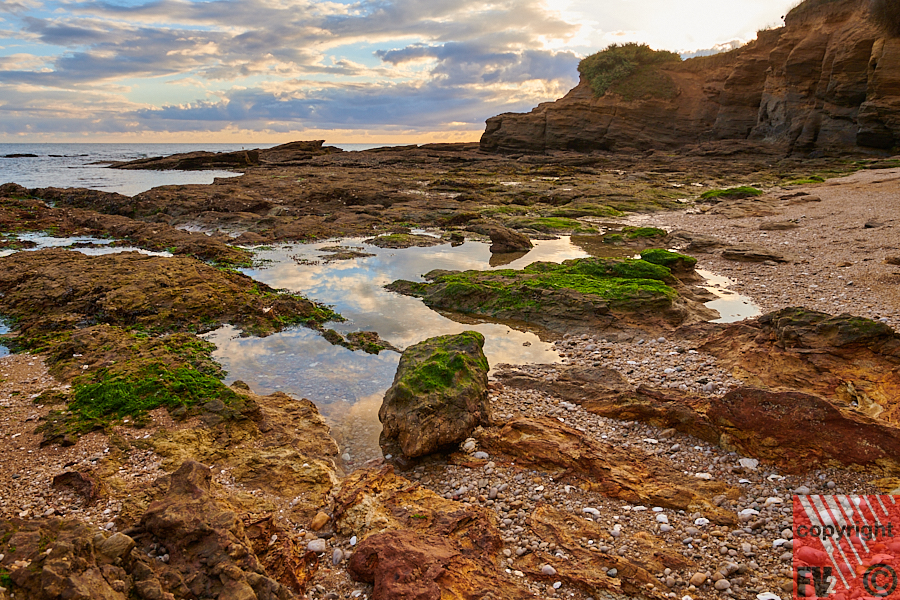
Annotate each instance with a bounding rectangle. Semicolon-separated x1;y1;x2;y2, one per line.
864;564;898;598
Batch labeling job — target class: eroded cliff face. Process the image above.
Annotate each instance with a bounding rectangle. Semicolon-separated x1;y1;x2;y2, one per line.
481;0;900;154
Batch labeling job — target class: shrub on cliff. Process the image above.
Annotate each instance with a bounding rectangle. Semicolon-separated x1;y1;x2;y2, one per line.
871;0;900;37
578;43;681;99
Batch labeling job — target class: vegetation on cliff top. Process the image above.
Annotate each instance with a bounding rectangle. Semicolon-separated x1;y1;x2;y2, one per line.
578;43;682;100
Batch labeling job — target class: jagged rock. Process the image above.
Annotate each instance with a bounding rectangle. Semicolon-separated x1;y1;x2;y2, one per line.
517;505;682;599
702;307;900;424
475;416;737;524
721;245;791;263
480;0;900;154
151;389;340;523
379;331;491;458
134;461;296;600
333;467;534;600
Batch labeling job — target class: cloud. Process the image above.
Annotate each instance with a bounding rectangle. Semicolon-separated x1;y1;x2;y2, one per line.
0;0;795;139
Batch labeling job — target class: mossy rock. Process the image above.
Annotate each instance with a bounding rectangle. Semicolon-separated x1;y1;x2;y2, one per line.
640;248;698;272
699;187;763;202
508;217;596;233
386;257;680;335
379;331;491;458
550;204;625;218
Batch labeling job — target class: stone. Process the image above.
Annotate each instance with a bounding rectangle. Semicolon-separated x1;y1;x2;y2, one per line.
721;245;790;263
689;573;708;586
714;579;732;591
480;225;534;254
379;331;491;458
97;532;136;559
310;512;330;531
307;539;327;553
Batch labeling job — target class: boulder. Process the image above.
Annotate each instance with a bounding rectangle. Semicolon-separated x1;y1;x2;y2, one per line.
476;225;534;254
708;388;900;473
379;331;491;458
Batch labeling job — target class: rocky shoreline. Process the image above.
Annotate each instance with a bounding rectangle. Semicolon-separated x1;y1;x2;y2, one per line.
0;136;899;600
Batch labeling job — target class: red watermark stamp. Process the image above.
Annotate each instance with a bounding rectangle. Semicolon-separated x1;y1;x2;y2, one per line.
793;495;900;599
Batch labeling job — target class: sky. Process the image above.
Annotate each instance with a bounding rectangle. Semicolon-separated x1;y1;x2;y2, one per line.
0;0;799;143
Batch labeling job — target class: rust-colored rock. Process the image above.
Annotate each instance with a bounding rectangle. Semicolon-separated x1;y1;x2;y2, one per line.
516;505;675;599
333;467;533;600
701;307;900;423
481;0;900;154
708;387;900;473
51;470;106;503
475;416;737;524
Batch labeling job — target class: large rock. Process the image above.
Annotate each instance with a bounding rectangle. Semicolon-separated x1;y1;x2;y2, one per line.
701;307;900;423
379;331;491;458
480;0;900;155
387;257;718;339
708;388;900;473
467;223;533;253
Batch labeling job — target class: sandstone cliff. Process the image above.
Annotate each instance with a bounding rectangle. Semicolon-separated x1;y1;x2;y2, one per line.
481;0;900;155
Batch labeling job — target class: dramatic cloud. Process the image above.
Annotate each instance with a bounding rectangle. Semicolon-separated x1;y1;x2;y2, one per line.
0;0;798;141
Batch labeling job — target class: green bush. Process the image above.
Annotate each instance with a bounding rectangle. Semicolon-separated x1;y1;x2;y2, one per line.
578;43;681;98
871;0;900;36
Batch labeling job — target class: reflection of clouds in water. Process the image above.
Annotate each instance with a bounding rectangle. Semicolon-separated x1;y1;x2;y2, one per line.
208;236;588;457
203;324;400;403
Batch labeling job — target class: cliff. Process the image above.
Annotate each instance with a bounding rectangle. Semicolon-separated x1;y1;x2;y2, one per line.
481;0;900;155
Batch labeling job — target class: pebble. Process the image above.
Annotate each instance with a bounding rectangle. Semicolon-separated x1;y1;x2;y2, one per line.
332;548;343;565
472;451;489;460
714;579;731;591
541;564;557;576
307;539;327;553
349;535;357;546
689;573;707;586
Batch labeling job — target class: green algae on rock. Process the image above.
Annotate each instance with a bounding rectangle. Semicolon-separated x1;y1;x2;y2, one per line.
0;249;341;442
386;257;715;338
640;248;698;272
379;331;491;458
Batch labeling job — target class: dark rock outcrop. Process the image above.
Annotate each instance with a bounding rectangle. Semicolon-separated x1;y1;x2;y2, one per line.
481;0;900;154
379;331;491;458
466;223;534;253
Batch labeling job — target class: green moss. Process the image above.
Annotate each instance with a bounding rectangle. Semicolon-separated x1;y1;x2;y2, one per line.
602;233;623;244
549;204;625;218
640;248;698;269
699;186;763;200
786;176;825;185
400;331;488;395
0;568;12;589
623;226;667;239
578;43;682;98
510;217;596;232
65;365;238;433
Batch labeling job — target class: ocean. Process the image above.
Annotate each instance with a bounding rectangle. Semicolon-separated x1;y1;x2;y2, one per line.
0;142;397;197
